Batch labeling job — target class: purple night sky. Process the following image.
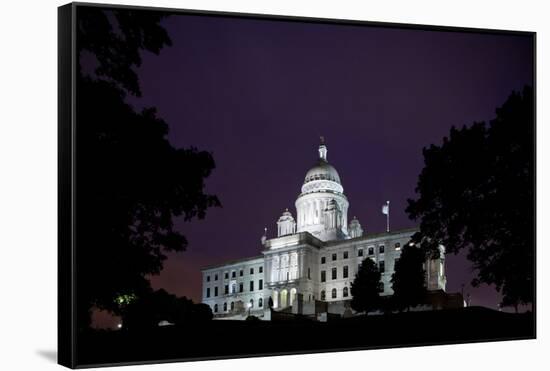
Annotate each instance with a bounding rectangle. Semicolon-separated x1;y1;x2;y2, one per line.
100;13;532;324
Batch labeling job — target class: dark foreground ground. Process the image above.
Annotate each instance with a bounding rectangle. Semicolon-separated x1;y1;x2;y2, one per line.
76;306;534;368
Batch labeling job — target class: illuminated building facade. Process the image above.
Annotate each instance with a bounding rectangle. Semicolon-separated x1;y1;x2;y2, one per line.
201;140;446;320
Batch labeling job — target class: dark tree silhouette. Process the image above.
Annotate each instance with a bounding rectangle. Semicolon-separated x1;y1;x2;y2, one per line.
350;258;383;314
75;7;220;329
77;7;172;96
121;289;213;330
391;243;427;311
406;86;534;311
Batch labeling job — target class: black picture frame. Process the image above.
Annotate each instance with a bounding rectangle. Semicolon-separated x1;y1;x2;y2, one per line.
58;2;536;368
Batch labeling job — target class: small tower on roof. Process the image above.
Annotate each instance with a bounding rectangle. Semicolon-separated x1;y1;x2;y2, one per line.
277;208;296;237
348;216;364;238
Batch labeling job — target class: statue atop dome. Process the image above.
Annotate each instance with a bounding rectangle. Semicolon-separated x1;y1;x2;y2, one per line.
318;136;328;162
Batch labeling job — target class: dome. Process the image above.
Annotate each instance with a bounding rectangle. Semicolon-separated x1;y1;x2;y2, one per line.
304;159;341;185
295;139;349;241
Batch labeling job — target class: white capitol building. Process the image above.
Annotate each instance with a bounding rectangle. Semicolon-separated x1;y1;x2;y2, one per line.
201;140;447;320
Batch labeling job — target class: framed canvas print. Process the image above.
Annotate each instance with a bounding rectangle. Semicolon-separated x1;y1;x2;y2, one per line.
58;2;536;368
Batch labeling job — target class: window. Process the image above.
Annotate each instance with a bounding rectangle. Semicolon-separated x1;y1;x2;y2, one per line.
332;267;337;280
368;247;374;255
332;253;337;261
343;251;348;259
224;272;229;279
250;268;254;275
214;304;218;313
259;266;263;273
214;274;218;281
308;267;311;279
239;282;243;292
224;285;229;294
223;302;227;312
231;283;236;293
250;281;254;291
343;266;349;278
358;249;364;257
214;287;218;296
379;245;385;254
206;275;210;282
250;298;254;308
332;288;337;299
259;298;263;307
321;256;326;264
343;287;349;297
394;258;400;269
240;269;243;277
259;279;263;290
286;272;290;280
321;270;326;282
230;302;234;311
321;290;326;301
231;271;236;278
379;261;385;273
206;288;210;298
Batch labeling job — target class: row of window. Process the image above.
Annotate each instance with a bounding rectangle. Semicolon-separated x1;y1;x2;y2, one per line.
305;173;338;183
214;298;263;313
358;245;384;258
207;243;401;284
320;251;349;264
320;287;349;300
206;266;263;282
320;266;350;282
321;244;398;264
319;261;388;283
206;279;264;298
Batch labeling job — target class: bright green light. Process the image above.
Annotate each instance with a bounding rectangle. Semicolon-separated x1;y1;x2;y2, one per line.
114;293;137;306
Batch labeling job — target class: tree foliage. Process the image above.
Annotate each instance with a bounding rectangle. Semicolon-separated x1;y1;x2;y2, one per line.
77;7;172;96
350;258;383;313
391;243;427;311
406;86;534;309
75;7;220;329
